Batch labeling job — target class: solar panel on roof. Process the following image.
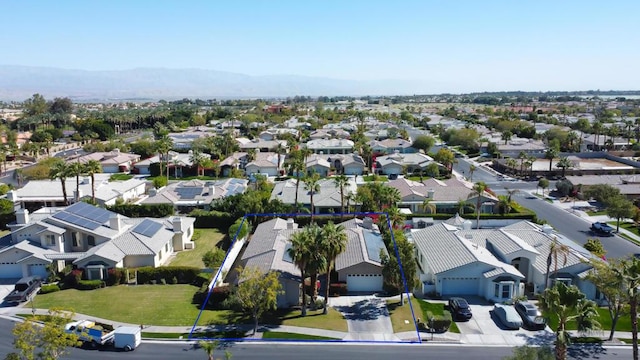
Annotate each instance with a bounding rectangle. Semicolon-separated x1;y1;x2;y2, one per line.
132;219;163;237
176;187;202;200
66;202;112;224
54;211;101;230
363;231;384;263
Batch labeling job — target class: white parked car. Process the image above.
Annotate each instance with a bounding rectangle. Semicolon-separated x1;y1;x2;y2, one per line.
493;304;523;330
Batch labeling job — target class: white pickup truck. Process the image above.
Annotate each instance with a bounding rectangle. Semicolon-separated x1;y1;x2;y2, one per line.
64;320;115;347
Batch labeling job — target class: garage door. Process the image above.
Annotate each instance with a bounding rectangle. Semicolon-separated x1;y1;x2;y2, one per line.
28;264;48;279
0;263;24;279
346;274;383;293
442;277;478;295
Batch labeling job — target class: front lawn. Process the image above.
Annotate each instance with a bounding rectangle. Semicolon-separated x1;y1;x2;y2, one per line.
169;228;226;268
547;307;632;332
32;284;347;331
386;298;459;333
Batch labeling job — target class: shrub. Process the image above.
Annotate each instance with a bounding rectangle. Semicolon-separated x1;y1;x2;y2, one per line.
153;176;168;189
424;311;452;333
39;284;61;294
135;266;201;285
329;283;348;296
228;218;251;240
189;209;235;230
160;278;167;285
77;280;105;290
171;276;178;284
194;284;230;310
62;269;83;289
106;268;127;286
202;248;226;269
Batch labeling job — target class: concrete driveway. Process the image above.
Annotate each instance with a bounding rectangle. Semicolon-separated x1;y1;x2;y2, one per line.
0;279;18;308
331;295;398;341
456;304;554;345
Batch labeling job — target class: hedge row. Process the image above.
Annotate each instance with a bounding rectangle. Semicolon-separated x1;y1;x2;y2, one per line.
39;284;61;294
135;266;201;285
189;210;235;230
106;268;128;286
329;283;348;296
107;203;174;218
77;280;105;290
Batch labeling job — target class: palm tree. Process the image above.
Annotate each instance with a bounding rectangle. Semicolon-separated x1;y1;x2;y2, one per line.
545;237;570;290
456;199;467;215
49;159;70;206
468;164;476;181
304;172;321;222
518;151;527;176
497;195;511;215
198;340;218;360
189;149;208;177
379;185;401;210
555;157;573;177
288;229;312;317
504;187;519;204
505;158;518;175
84;160;102;203
422;198;436;214
275;142;286;175
305;225;327;307
69;161;84;202
320;222;348;314
616;257;640;360
469;181;488;229
332;174;349;217
538;282;600;360
155;135;173;179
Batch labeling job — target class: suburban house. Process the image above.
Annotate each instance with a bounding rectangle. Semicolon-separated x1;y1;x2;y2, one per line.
168;131;213;150
270;177;357;214
139;178;248;213
370;138;415;155
0;202;196;280
259;129;299;140
496;138;547;157
374;152;439;176
304;139;354;154
71;150;141;173
7;174;147;211
237;137;287;152
133;151;211;177
309;128;350;140
303;153;367;176
240;217;387;308
388;177;499;214
410;219;596;302
244;152;284;177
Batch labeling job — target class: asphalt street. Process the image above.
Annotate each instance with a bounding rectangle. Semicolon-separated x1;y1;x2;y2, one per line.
0;317;632;360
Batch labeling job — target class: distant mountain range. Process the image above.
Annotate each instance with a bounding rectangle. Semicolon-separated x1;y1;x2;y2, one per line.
0;65;436;101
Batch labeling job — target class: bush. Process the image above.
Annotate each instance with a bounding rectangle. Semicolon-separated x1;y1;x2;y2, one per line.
39;284;61;294
329;283;348;296
77;280;105;290
424;310;452;333
62;269;83;289
194;283;230;309
228;218;250;240
135;266;201;285
189;209;235;230
106;268;127;286
153;176;168;189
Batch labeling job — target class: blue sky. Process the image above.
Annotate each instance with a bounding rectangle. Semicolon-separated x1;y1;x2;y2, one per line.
1;0;639;93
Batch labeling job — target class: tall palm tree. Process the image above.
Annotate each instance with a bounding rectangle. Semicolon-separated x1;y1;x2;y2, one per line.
305;225;327;307
468;164;476;181
505;158;518;174
538;283;600;360
320;222;348;314
333;175;350;217
468;181;488;229
69;161;84;202
49;159;70;206
155;135;173;179
84;160;102;203
275;142;286;174
303;172;321;222
288;230;312;317
545;147;559;172
616;257;640;360
545;237;570;289
555;157;573;177
379;185;401;210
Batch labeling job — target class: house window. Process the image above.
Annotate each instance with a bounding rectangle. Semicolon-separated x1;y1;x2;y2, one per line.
494;282;513;299
72;232;81;247
165;243;169;252
554;278;572;287
87;236;95;247
45;234;55;246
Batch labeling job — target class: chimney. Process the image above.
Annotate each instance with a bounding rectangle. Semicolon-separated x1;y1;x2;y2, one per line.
286;218;295;230
427;189;435;199
109;213;121;231
6;190;15;202
149;188;157;196
462;220;472;230
208;185;215;195
73;189;83;201
173;217;183;233
363;217;373;230
16;208;29;224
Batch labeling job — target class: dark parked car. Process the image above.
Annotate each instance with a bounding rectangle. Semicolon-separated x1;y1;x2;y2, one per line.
448;297;472;321
590;222;614;236
5;276;41;304
514;301;547;330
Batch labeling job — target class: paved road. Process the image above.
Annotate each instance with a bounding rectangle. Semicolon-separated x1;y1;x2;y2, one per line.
0;317;632;360
502;192;640;259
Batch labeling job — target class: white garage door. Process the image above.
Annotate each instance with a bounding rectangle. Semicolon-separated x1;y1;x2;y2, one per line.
0;263;24;279
28;264;48;279
346;274;383;293
442;277;478;295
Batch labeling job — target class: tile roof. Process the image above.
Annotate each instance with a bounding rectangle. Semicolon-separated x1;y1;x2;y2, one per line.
270;178;357;207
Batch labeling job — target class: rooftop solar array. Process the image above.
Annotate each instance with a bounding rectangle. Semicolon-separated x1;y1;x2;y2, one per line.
363;231;385;263
132;219;163;237
176;187;202;200
51;202;113;231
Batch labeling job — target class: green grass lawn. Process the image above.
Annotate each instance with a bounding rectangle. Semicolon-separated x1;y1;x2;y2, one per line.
109;173;133;181
169;229;226;268
547;307;632;332
362;175;388;182
586;210;608;216
261;332;339;340
386;298;459;333
31;285;347;331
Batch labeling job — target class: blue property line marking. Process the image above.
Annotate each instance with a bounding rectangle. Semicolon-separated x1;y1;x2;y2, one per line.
189;212;421;343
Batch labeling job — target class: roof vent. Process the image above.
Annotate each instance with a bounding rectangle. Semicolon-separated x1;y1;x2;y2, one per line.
462;220;472;230
542;224;553;234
